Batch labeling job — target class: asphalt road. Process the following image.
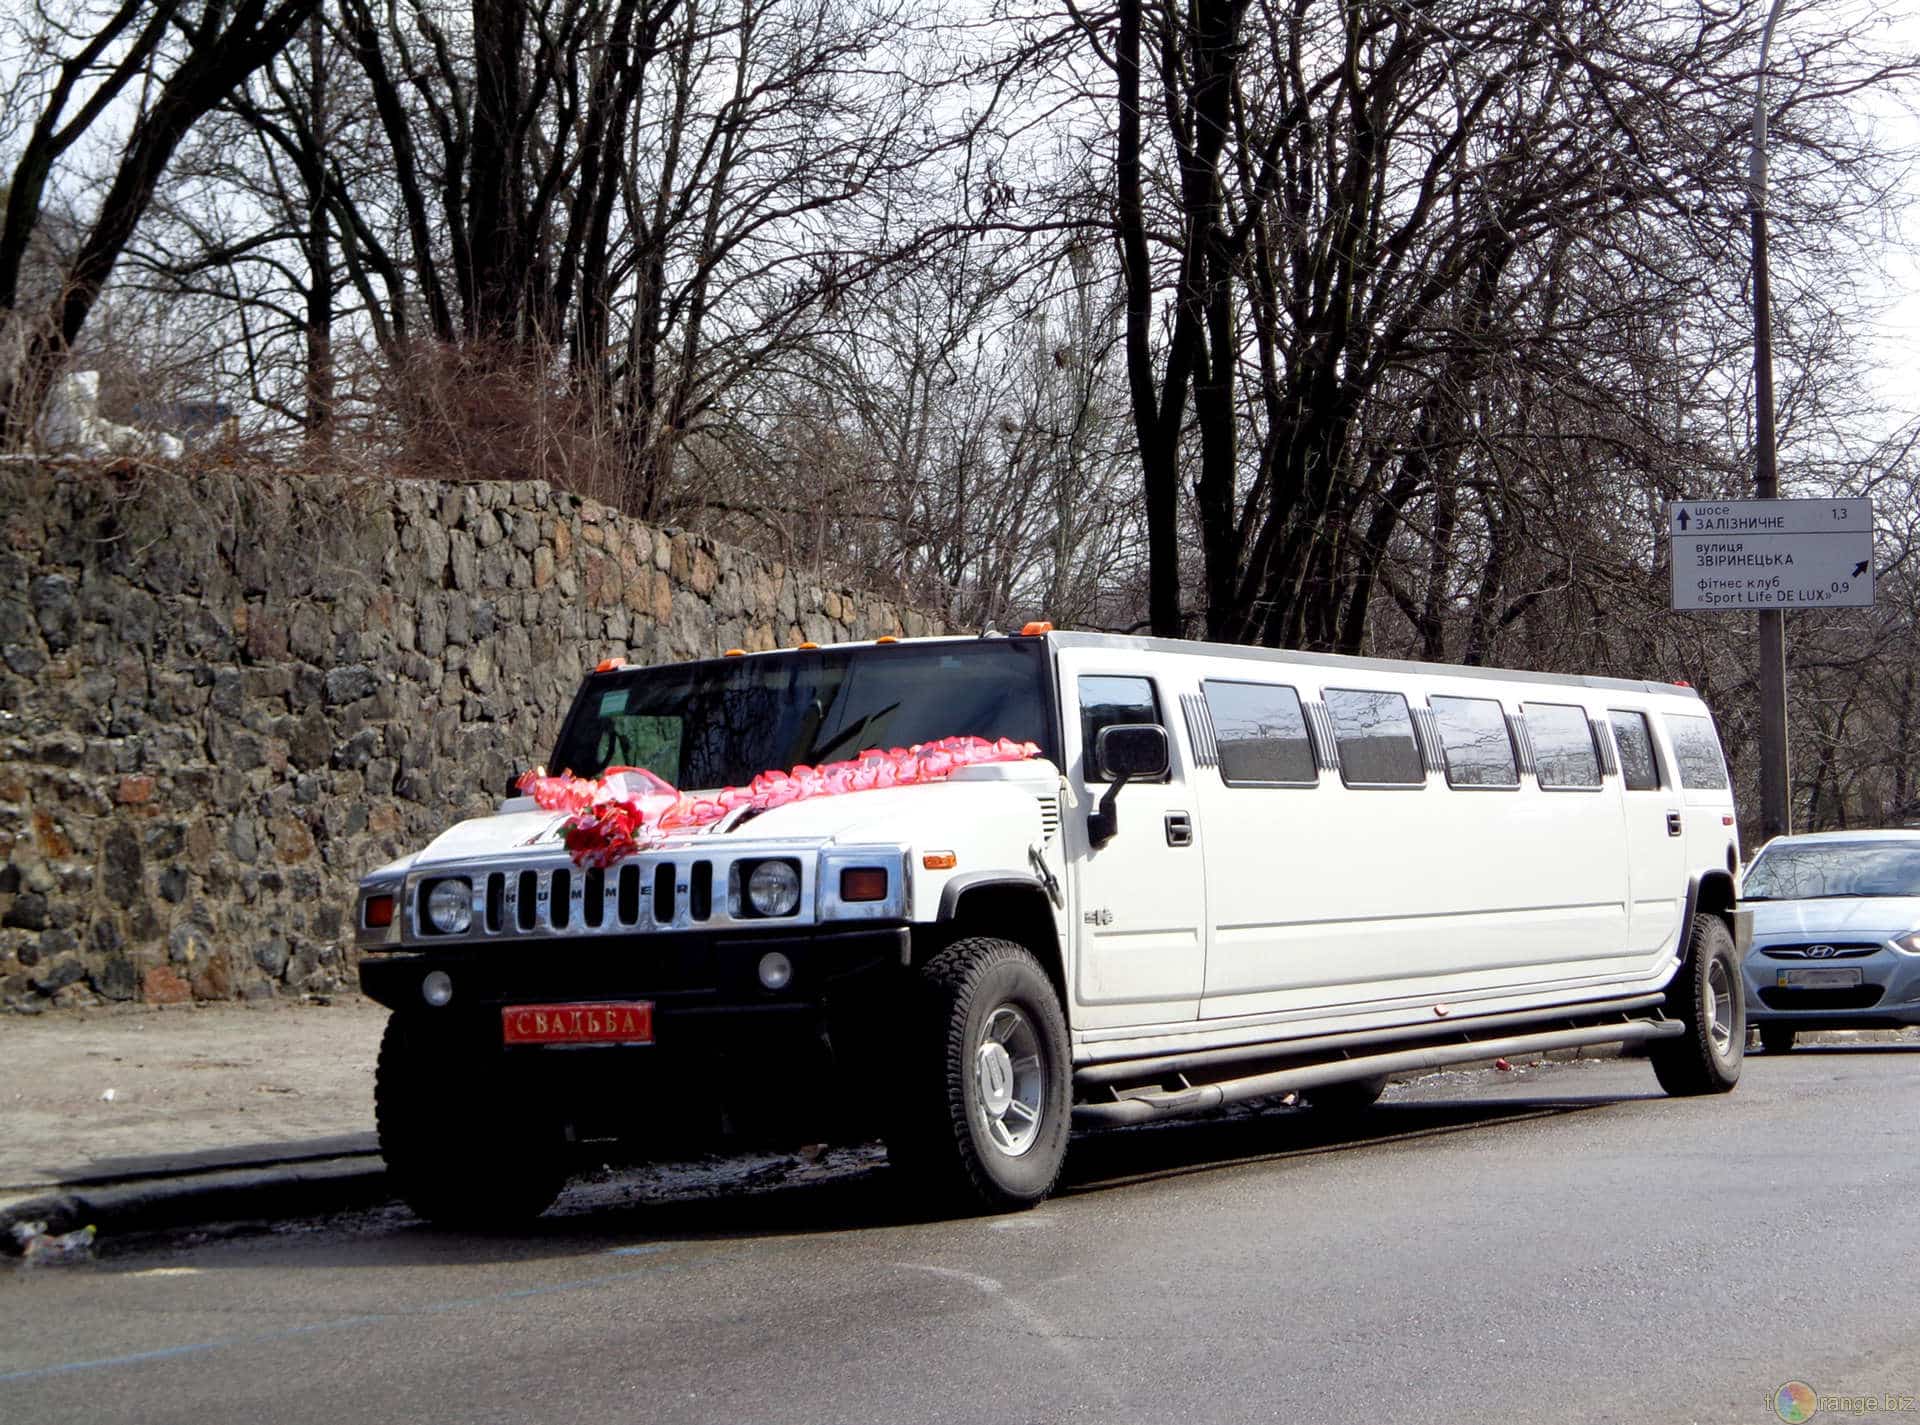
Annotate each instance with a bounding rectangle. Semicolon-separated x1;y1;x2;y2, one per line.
4;1046;1916;1425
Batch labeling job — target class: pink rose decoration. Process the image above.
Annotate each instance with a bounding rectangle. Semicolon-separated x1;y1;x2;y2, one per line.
518;736;1042;866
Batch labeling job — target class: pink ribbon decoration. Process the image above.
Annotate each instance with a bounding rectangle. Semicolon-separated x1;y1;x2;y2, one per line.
518;735;1042;868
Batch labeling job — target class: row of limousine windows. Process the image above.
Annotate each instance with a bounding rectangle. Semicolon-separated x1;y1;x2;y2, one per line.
1080;675;1729;794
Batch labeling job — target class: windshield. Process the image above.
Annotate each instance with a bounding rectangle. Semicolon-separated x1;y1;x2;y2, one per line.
1742;841;1920;900
549;640;1057;789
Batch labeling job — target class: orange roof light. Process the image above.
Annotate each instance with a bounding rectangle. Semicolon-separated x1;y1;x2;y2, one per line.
875;635;899;644
1019;621;1054;636
723;648;747;657
1673;679;1692;687
594;657;627;673
796;641;819;650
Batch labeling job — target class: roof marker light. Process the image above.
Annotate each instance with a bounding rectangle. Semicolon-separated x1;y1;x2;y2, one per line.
595;657;627;673
875;635;899;644
723;648;746;657
1019;621;1054;636
796;641;819;649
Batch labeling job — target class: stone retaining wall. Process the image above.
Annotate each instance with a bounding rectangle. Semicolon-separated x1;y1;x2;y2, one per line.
0;463;941;1012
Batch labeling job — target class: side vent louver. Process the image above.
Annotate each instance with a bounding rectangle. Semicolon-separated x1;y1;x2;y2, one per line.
1180;693;1221;769
1412;707;1447;775
1508;714;1537;777
1302;701;1341;772
1592;718;1620;777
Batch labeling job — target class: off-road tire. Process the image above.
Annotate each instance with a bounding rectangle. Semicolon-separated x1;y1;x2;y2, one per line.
375;1013;568;1228
885;937;1071;1212
1301;1073;1390;1114
1650;913;1744;1097
1758;1024;1797;1055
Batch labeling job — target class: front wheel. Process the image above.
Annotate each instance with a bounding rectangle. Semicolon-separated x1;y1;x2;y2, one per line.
886;937;1071;1212
1650;914;1744;1097
1758;1024;1797;1055
375;1014;569;1228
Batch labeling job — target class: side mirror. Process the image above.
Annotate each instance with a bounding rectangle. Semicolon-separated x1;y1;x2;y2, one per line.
1088;723;1168;848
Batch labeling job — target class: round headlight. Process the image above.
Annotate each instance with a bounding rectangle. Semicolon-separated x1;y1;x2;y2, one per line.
426;879;472;934
746;860;801;917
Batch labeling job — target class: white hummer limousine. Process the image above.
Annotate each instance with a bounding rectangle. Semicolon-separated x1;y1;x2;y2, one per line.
354;630;1750;1221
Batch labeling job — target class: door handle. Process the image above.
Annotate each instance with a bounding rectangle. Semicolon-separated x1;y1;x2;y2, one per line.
1165;812;1193;847
1666;811;1683;837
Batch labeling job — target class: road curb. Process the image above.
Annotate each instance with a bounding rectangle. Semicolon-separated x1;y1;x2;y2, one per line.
0;1156;393;1254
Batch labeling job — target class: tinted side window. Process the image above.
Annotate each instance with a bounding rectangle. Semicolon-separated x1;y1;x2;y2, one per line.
1524;702;1601;789
1664;713;1730;790
1203;680;1315;786
1429;696;1518;788
1608;711;1661;792
1324;689;1424;786
1080;675;1161;782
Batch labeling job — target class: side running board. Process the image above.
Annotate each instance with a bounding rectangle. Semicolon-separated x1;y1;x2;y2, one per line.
1071;1018;1685;1127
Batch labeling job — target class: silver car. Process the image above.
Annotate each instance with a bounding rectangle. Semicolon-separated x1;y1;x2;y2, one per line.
1738;829;1920;1053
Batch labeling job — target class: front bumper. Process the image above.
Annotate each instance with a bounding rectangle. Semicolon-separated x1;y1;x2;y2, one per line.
359;923;910;1044
1740;939;1920;1028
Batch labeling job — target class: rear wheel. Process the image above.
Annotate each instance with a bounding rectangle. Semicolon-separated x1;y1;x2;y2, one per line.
1301;1073;1390;1114
1650;914;1744;1096
375;1013;569;1228
1758;1024;1797;1055
885;937;1071;1212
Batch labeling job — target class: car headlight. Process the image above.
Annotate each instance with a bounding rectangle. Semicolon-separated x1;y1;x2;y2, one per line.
425;878;473;934
745;860;801;917
1893;931;1920;954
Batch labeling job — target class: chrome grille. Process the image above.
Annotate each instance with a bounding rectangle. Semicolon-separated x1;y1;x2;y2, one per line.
1759;943;1880;959
479;857;719;936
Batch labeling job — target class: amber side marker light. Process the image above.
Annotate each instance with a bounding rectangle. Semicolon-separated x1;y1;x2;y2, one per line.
922;852;957;871
840;868;890;902
365;895;396;928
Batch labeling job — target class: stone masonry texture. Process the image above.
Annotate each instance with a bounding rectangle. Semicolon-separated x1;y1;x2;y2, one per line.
0;464;945;1013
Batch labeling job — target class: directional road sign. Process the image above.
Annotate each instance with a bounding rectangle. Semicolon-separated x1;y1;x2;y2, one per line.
1668;498;1874;611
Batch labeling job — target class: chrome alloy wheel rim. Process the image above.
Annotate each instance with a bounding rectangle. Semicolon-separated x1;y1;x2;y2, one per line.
1706;957;1735;1057
974;1005;1045;1157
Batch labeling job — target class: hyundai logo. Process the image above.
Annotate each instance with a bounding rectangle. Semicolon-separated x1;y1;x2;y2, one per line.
1805;944;1838;959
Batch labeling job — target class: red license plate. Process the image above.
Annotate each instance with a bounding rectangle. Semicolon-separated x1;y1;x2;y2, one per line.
501;1001;654;1045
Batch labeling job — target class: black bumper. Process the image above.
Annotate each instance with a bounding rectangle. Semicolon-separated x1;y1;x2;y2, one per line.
361;924;913;1145
358;923;910;1043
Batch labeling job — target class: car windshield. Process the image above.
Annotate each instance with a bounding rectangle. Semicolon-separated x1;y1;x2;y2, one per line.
549;640;1056;789
1742;841;1920;900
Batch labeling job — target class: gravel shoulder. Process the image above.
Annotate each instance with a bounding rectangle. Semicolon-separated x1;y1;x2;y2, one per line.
0;995;387;1199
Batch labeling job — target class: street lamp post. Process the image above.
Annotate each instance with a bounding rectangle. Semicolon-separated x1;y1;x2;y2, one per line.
1751;0;1791;844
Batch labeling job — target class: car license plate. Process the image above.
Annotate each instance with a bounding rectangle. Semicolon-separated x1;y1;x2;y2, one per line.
1778;968;1862;989
502;1002;653;1045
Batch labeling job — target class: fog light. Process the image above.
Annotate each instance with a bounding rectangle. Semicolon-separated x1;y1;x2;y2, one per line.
426;879;472;934
758;952;793;990
421;970;453;1007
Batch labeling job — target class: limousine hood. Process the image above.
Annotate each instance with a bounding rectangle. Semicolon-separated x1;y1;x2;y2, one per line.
398;758;1061;871
1745;896;1920;941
